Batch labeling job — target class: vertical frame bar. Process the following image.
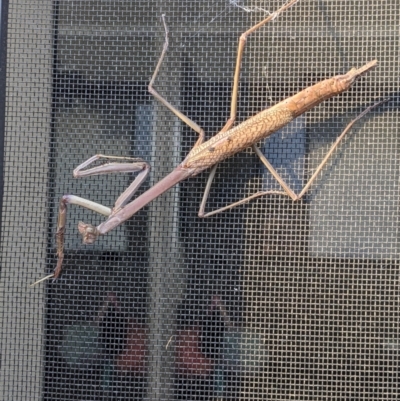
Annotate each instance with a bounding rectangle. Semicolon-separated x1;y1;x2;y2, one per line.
0;0;9;249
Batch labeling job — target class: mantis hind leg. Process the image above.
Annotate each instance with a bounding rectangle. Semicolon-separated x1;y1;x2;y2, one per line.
198;100;386;217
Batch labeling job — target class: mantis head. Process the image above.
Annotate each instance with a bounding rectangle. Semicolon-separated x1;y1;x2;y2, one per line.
78;222;100;244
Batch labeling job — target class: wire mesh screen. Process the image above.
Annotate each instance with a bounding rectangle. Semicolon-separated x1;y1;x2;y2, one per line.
1;0;399;400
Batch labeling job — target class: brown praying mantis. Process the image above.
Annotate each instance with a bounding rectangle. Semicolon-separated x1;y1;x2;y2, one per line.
33;0;383;285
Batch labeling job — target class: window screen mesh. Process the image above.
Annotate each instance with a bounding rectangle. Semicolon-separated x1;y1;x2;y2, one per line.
1;0;399;400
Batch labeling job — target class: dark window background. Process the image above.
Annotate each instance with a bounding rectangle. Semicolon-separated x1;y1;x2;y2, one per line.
0;1;399;400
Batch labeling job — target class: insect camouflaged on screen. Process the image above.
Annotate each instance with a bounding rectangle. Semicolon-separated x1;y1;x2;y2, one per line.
31;0;382;285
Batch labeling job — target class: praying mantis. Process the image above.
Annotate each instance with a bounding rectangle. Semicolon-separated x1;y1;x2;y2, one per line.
33;0;383;285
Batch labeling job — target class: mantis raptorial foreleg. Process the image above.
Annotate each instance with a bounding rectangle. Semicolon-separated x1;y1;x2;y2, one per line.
72;155;150;210
31;155;150;285
31;0;382;285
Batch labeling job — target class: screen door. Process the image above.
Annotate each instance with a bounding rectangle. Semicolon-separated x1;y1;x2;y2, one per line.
0;1;399;400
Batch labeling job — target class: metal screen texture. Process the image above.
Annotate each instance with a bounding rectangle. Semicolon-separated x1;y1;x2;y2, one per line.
0;0;399;400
